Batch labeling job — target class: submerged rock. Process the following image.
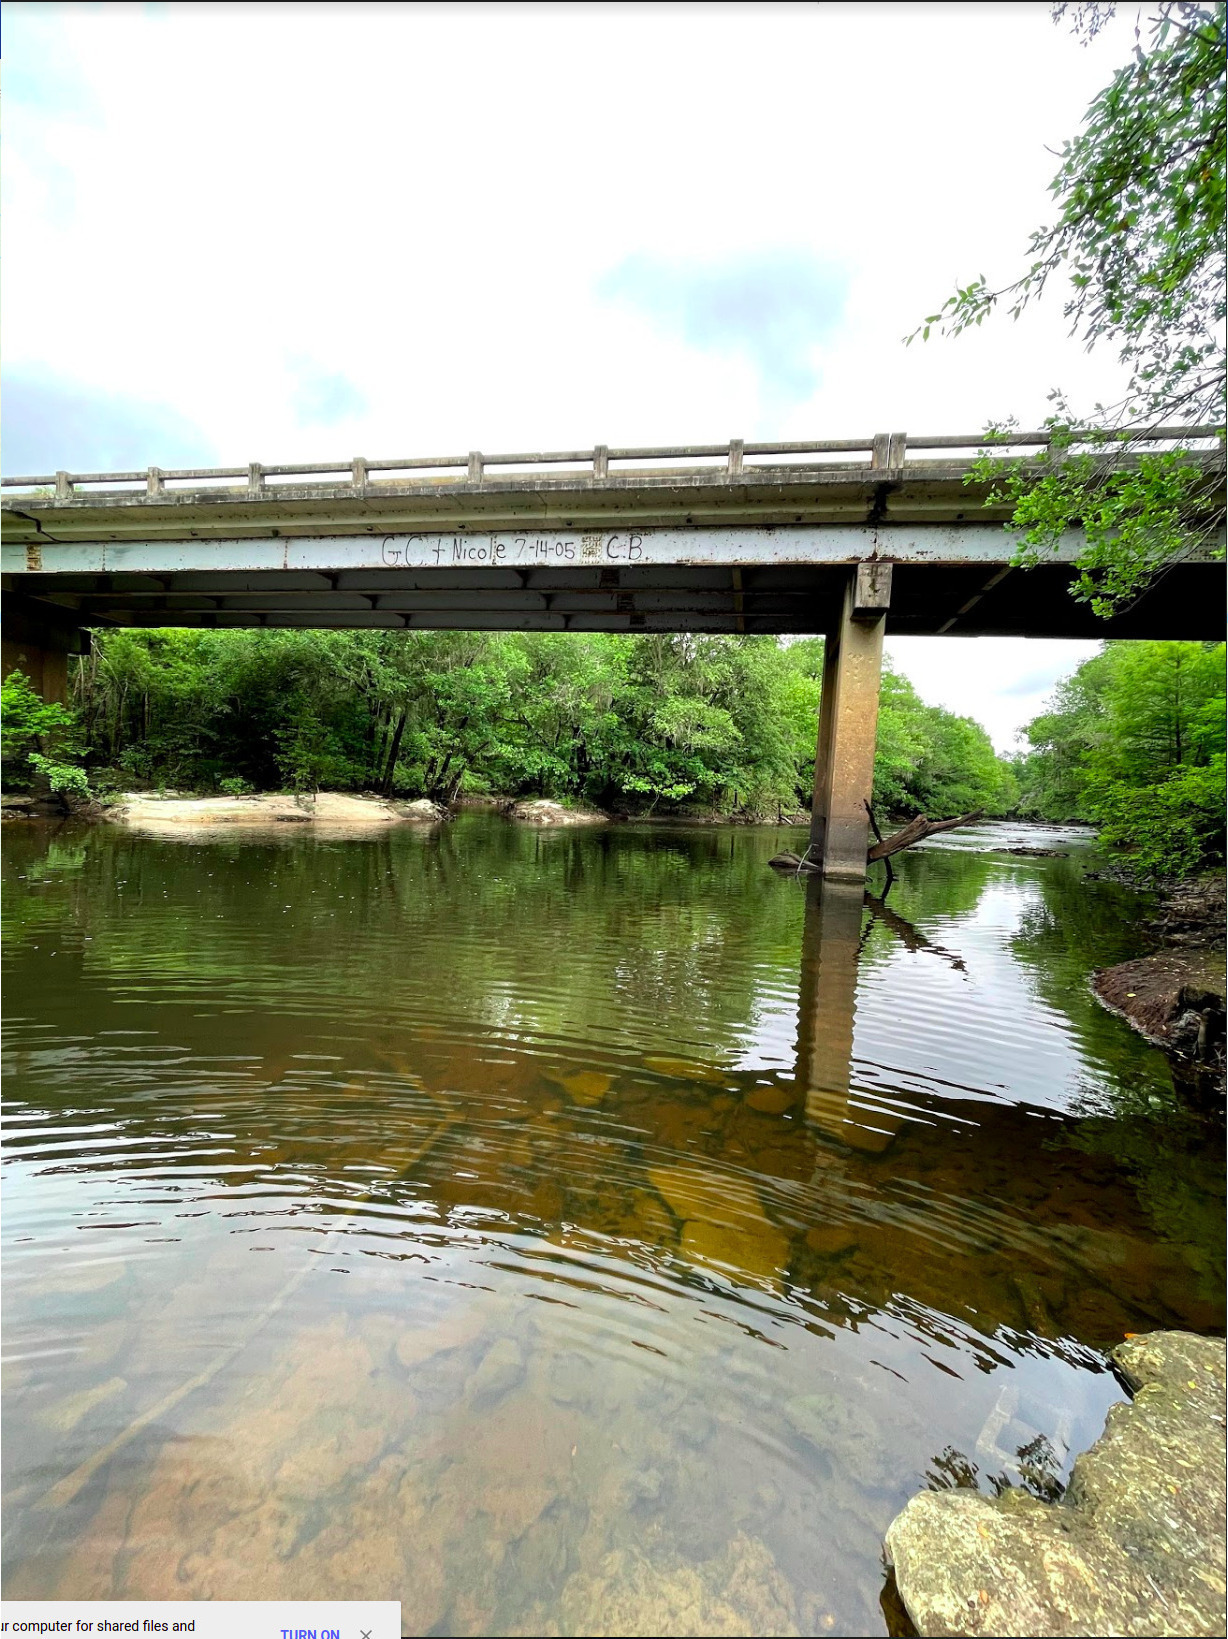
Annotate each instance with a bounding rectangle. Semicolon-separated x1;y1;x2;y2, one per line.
744;1084;797;1115
680;1219;791;1288
642;1054;729;1085
511;1533;799;1637
803;1224;858;1257
884;1330;1227;1637
465;1336;526;1406
545;1068;614;1107
40;1375;126;1434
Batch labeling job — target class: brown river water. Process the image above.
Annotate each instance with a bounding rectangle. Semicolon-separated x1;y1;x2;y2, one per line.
3;815;1224;1634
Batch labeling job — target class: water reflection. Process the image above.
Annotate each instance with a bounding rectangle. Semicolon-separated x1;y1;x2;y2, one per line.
2;818;1223;1634
798;876;897;1153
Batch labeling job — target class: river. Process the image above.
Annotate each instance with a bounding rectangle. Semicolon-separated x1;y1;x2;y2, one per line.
3;815;1223;1634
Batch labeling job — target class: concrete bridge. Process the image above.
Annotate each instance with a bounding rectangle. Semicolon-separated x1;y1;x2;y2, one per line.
3;427;1221;878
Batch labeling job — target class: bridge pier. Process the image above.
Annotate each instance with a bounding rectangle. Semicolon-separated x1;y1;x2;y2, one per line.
1;595;89;705
808;563;890;881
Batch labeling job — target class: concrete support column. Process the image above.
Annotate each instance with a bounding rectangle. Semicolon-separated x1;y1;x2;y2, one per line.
2;594;88;705
808;563;890;880
1;638;69;704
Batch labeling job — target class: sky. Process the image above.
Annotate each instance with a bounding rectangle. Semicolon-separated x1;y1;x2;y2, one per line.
3;0;1148;749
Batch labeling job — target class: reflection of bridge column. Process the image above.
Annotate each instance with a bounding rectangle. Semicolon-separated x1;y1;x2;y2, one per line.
809;564;890;880
796;872;898;1153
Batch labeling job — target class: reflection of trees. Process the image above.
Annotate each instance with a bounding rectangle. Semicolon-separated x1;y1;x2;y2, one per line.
923;1438;1065;1504
1;821;807;1074
1007;859;1225;1295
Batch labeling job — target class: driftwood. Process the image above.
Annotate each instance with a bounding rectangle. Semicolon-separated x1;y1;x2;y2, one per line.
768;809;984;875
867;809;983;861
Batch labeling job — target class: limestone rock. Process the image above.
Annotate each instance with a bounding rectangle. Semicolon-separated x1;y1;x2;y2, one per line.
392;798;450;824
804;1224;858;1257
113;792;447;835
642;1054;729;1084
680;1219;791;1288
394;1302;489;1372
511;1533;799;1637
885;1330;1227;1637
649;1163;791;1286
506;799;607;826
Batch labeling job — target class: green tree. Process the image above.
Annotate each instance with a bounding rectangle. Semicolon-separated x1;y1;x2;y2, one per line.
0;670;91;798
916;2;1226;614
1017;640;1226;872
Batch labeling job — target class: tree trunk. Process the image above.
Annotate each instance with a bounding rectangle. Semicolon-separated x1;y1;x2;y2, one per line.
380;710;407;795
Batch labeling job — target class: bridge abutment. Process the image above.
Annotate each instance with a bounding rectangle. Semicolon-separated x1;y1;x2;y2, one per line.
808;564;890;881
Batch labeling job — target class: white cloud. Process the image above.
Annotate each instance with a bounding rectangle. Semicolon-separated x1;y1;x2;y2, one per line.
886;637;1101;753
3;0;1137;740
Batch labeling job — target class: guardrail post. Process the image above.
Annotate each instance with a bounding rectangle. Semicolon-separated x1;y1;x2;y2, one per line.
468;451;484;482
351;457;368;490
247;463;264;498
55;471;72;499
727;438;744;478
592;445;609;481
146;467;164;498
871;433;907;469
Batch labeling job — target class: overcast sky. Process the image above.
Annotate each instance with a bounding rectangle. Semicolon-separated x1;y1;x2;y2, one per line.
4;1;1146;749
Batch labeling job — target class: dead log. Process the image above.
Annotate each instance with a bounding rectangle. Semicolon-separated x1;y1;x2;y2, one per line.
867;809;983;862
770;810;984;873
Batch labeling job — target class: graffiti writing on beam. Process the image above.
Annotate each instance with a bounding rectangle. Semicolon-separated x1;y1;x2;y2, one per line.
380;534;645;567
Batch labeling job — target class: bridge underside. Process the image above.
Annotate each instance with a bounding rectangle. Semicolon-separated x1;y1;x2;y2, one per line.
3;559;1221;639
3;442;1221;881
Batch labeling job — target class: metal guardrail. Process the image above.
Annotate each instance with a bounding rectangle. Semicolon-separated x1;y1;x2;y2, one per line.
2;425;1221;500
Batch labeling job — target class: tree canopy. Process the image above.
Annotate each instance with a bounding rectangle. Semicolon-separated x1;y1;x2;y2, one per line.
916;2;1226;614
1016;639;1226;873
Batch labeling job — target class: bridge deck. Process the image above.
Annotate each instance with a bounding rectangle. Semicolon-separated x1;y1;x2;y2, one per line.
3;430;1222;639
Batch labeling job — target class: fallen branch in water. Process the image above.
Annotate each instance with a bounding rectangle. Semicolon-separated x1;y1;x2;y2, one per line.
867;809;984;861
768;808;984;874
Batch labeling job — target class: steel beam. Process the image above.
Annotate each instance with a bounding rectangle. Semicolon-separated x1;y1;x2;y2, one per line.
0;524;1087;579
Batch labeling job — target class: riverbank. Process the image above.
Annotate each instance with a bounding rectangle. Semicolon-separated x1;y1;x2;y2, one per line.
1090;873;1226;1091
